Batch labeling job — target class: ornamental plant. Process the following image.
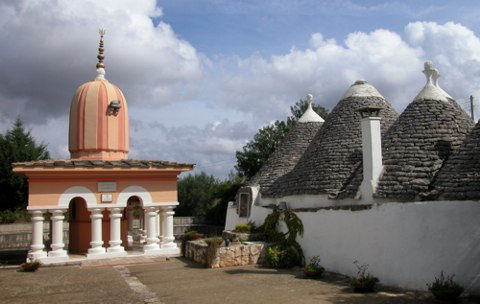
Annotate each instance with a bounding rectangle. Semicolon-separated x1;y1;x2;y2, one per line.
20;260;41;272
234;224;252;233
303;256;325;278
350;260;379;293
261;206;304;269
205;237;224;267
181;230;204;256
428;271;464;302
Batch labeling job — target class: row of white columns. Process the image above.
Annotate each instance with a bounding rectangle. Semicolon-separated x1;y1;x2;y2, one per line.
28;206;177;261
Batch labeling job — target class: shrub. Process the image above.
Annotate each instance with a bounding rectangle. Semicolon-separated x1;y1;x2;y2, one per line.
261;206;304;266
428;271;464;302
0;209;17;223
303;256;325;278
265;245;301;269
184;230;204;240
234;224;252;233
205;237;224;267
20;260;41;272
350;261;379;293
0;209;29;223
181;230;204;256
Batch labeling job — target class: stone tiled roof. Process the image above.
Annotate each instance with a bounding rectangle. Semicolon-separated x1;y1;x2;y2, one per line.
248;121;323;193
264;81;398;198
433;120;480;200
13;159;194;169
375;97;474;200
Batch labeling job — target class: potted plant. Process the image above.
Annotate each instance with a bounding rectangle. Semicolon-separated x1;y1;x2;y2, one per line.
350;260;379;293
428;271;464;302
303;256;325;278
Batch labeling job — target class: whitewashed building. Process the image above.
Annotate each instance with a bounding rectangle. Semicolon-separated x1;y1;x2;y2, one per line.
225;62;480;294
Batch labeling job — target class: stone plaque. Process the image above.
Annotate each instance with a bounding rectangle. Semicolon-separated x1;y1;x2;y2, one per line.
101;193;113;202
98;182;117;192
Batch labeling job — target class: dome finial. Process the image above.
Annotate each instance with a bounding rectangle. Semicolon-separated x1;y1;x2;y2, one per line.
95;28;106;80
415;61;451;102
298;94;325;123
422;61;434;86
306;94;313;107
96;28;106;69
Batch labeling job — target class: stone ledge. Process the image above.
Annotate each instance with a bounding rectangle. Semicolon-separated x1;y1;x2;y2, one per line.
184;240;269;268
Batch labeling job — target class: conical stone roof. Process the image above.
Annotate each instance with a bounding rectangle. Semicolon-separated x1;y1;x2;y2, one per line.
264;80;398;198
249;95;323;193
433;120;480;200
375;62;474;200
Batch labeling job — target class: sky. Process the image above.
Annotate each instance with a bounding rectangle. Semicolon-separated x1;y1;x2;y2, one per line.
1;0;480;179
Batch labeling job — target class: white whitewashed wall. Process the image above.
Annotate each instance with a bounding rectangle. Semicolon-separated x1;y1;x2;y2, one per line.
242;200;480;295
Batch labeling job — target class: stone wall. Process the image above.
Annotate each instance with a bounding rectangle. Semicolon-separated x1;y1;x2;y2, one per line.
185;240;267;268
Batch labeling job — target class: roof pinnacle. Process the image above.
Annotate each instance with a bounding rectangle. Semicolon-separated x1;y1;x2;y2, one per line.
298;94;324;123
95;29;106;81
415;61;451;102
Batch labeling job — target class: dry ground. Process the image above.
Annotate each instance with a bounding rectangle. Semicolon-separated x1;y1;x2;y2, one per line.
1;257;479;304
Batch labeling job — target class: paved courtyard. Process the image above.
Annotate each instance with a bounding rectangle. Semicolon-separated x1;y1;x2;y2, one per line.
1;257;478;304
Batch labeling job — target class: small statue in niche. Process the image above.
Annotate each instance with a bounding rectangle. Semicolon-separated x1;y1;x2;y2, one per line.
107;100;121;116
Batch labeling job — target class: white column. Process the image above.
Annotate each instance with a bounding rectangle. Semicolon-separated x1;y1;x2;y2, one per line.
143;207;160;253
48;209;67;258
160;206;176;248
87;208;106;258
28;210;47;260
155;210;160;238
107;208;126;255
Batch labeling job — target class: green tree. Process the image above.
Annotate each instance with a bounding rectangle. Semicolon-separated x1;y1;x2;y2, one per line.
0;118;50;211
235;98;328;179
177;172;219;218
204;174;245;225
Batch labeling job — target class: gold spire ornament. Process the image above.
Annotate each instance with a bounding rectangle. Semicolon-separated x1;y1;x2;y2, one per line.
96;28;106;69
95;29;107;81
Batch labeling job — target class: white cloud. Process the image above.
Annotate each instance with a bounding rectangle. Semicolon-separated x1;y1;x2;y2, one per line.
219;22;480;122
0;0;202;122
2;4;480;181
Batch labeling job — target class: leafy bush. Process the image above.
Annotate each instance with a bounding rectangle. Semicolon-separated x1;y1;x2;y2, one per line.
261;206;304;267
20;260;41;272
303;256;325;278
0;209;29;223
0;209;17;223
184;230;204;240
234;224;252;233
265;245;302;269
428;271;464;302
350;261;379;293
205;237;224;267
181;230;205;256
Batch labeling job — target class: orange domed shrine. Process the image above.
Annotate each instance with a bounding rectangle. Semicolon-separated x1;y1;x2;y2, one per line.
13;30;194;263
68;31;129;160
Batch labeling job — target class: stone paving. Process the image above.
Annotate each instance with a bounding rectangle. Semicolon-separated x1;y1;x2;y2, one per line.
1;257;479;304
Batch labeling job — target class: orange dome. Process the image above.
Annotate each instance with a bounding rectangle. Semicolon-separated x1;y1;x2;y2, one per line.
68;30;129;160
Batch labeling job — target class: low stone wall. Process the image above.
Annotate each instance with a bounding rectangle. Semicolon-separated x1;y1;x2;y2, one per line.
0;223;68;250
185;239;268;268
